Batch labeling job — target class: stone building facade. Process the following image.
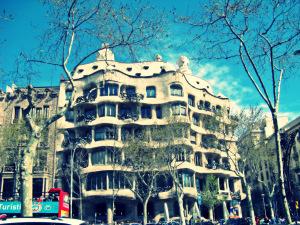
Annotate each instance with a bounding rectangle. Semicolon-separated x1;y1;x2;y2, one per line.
0;86;59;200
245;116;300;218
281;117;300;201
56;48;245;222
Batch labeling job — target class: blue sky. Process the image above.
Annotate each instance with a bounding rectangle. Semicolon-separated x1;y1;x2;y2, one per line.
0;0;299;120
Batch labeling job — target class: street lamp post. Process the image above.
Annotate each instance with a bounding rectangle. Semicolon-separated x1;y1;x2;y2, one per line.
70;147;75;219
261;194;267;218
70;145;79;219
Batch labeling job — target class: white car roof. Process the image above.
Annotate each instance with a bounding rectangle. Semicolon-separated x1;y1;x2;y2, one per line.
0;217;87;225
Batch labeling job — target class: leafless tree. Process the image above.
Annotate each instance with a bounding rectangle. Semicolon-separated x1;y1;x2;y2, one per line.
150;118;192;225
122;128;165;225
179;1;300;222
15;0;164;217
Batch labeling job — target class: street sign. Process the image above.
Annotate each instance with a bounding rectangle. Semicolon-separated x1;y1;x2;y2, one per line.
0;201;59;214
197;194;202;206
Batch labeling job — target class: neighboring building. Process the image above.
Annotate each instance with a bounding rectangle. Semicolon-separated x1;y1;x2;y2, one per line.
0;86;59;200
280;117;300;201
245;115;300;217
56;48;245;222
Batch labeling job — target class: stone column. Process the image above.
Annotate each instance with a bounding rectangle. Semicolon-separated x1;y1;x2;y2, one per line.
88;152;92;167
185;201;189;217
226;178;229;192
222;201;229;220
193;201;201;218
118;126;122;142
196;133;201;146
91;127;95;142
107;200;113;224
164;202;170;222
152;106;156;119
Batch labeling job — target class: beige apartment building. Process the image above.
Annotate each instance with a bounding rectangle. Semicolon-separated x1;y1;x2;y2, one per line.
55;48;245;222
281;117;300;201
0;86;59;200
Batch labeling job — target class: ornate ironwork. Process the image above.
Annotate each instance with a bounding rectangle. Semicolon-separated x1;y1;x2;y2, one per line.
3;166;15;172
118;112;139;121
120;92;144;102
76;113;96;123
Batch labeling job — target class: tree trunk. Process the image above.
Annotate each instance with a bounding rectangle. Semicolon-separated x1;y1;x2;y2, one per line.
20;136;39;217
143;198;149;225
79;179;83;220
269;199;275;219
272;113;292;223
242;177;256;225
177;192;186;225
208;207;213;221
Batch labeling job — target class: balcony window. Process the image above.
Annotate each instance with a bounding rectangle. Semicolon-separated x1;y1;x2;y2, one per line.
146;86;156;98
192;114;200;126
118;104;138;120
196;177;205;192
170;84;183;96
65;110;74;122
195;152;202;166
156;174;173;191
198;100;204;110
204;101;211;111
206;154;220;169
94;125;117;141
110;172;130;189
190;130;196;144
203;116;219;131
175;147;190;162
2;179;14;199
171;103;186;116
98;105;105;117
141;105;152;119
156;106;162;119
86;172;107;190
218;140;227;151
43;106;49;118
229;179;235;192
91;147;120;165
14;106;20;122
84;107;97;122
201;134;218;149
83;87;97;101
219;177;226;191
77;129;92;144
106;104;116;116
125;86;136;96
216;105;222;113
179;172;194;188
100;83;118;96
98;103;116;117
188;94;195;107
122;126;133;141
65;90;73;101
36;107;42;118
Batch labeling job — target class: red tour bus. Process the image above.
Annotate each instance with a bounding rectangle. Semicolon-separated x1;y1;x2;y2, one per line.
0;188;70;218
48;188;70;218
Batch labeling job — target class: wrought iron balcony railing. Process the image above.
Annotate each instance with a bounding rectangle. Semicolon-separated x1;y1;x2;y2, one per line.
75;91;97;104
120;92;144;102
118;112;139;121
76;113;96;123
